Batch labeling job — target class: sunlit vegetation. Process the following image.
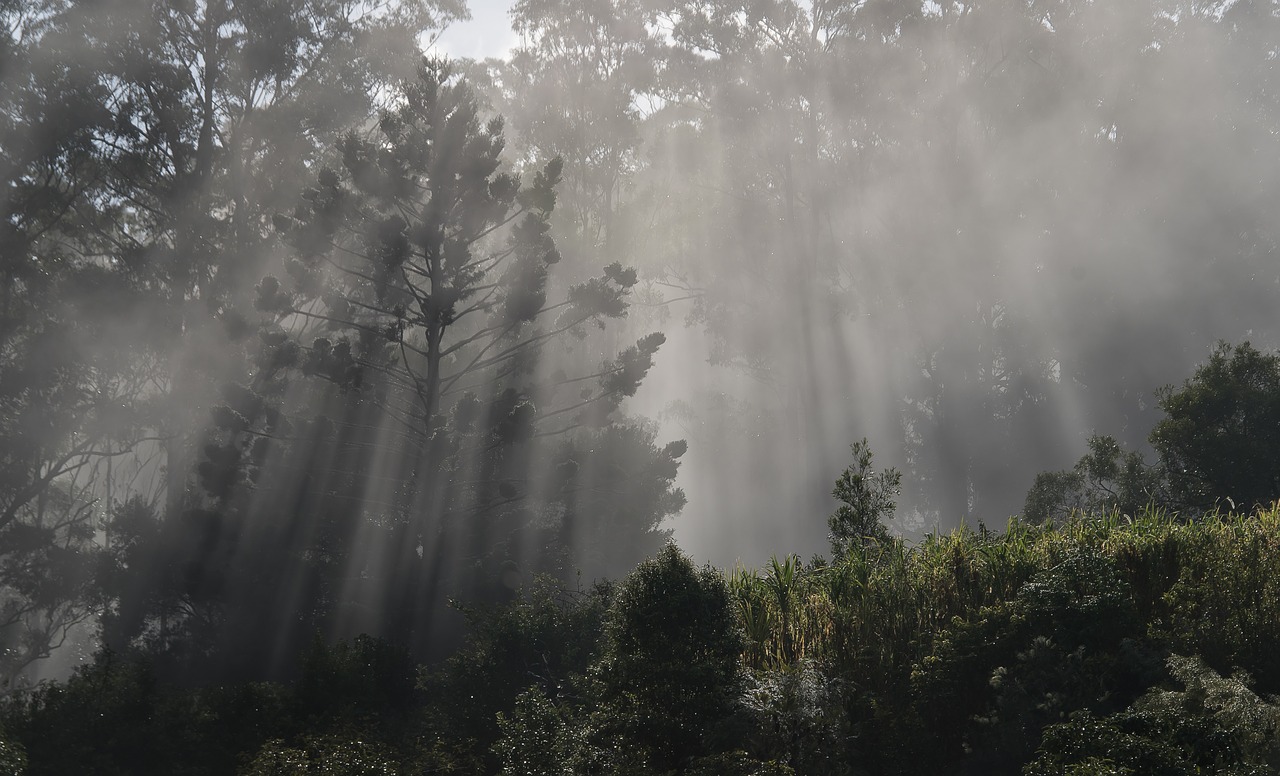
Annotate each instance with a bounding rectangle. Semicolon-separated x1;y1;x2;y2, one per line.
3;508;1280;773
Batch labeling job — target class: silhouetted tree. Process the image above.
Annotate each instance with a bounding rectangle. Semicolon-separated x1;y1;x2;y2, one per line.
828;439;900;557
80;0;492;675
76;0;463;519
170;60;683;669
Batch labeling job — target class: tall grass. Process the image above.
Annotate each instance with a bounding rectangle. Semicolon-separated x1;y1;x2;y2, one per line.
728;506;1280;692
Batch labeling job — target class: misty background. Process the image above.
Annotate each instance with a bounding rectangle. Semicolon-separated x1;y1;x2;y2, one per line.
4;0;1280;687
448;0;1280;563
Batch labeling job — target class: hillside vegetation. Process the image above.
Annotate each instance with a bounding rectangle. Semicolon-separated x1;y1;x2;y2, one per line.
6;507;1280;775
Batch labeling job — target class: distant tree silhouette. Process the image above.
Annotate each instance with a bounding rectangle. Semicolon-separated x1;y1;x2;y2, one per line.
1023;434;1165;524
829;439;900;557
490;0;658;265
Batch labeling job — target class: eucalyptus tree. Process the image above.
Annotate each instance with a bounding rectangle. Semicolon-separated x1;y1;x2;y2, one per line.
642;0;872;350
469;0;660;269
461;0;1280;544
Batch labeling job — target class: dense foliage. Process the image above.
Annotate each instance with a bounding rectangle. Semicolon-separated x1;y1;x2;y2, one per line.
5;509;1280;773
1026;341;1280;523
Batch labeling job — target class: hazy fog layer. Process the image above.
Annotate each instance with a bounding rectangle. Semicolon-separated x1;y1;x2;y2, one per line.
464;0;1280;567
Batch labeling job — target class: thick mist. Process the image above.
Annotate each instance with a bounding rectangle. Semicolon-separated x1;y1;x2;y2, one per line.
3;0;1279;686
470;0;1280;566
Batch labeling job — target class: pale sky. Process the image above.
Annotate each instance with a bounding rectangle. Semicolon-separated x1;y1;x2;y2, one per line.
431;0;518;60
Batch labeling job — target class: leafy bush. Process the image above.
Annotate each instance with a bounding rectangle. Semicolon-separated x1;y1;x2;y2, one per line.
494;686;589;775
594;544;743;771
239;735;400;776
1027;654;1280;775
422;578;612;772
